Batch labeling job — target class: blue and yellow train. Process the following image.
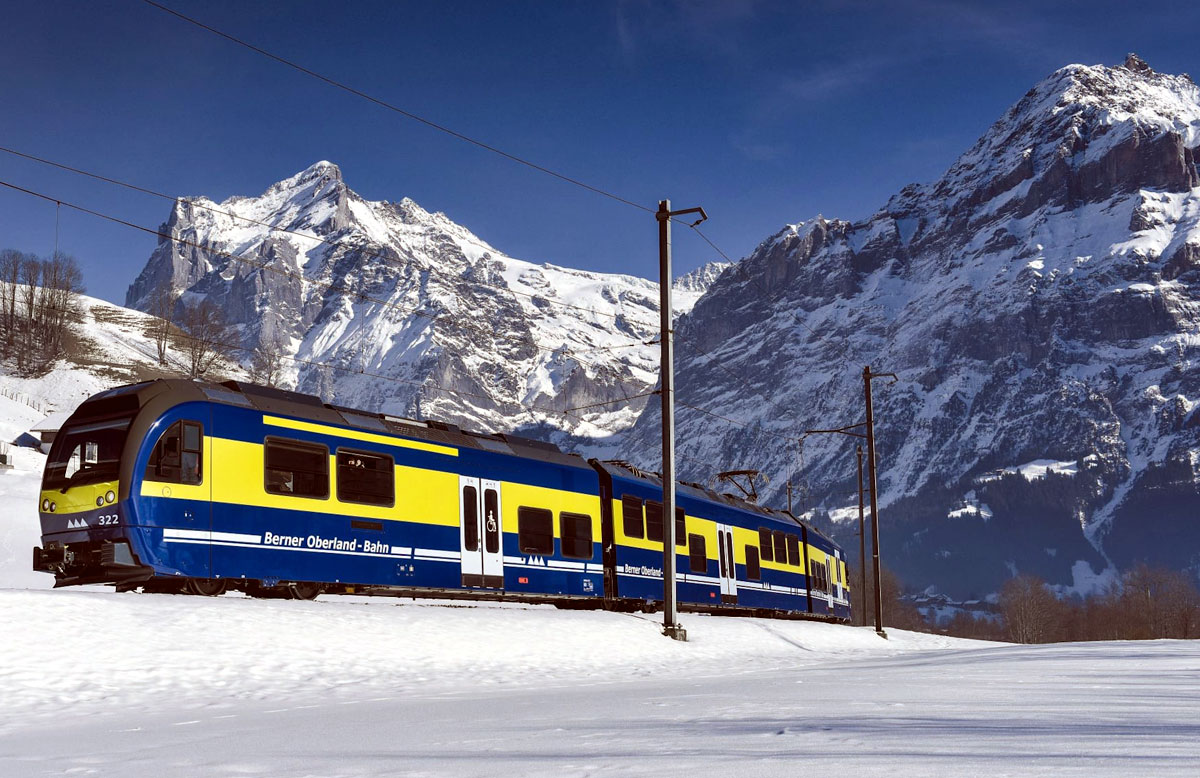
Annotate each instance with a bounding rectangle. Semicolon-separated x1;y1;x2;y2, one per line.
33;379;850;620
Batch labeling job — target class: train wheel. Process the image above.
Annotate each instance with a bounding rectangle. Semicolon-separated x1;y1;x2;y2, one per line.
286;582;321;601
183;578;227;597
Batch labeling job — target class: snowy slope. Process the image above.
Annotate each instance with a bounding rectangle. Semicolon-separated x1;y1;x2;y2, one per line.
125;165;725;446
625;55;1200;596
2;589;1197;777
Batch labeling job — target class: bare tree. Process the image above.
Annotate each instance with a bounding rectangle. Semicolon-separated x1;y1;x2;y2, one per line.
14;255;42;370
38;252;84;360
177;298;235;377
147;280;179;365
1120;564;1200;640
999;575;1062;643
248;334;287;387
0;249;21;354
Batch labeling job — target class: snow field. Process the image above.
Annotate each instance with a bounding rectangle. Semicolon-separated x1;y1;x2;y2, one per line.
0;587;972;735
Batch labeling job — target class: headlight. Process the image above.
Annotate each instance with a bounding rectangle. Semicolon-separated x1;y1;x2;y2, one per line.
96;496;105;507
49;502;56;513
105;491;116;504
41;499;50;512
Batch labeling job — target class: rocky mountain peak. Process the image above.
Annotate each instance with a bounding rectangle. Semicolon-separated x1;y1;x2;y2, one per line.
1121;52;1154;75
626;58;1200;597
125;163;729;448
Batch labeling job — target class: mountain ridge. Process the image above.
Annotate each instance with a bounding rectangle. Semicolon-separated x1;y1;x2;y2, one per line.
125;162;725;449
624;55;1200;596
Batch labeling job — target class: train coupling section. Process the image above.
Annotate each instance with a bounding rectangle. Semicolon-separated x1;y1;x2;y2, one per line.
33;540;151;586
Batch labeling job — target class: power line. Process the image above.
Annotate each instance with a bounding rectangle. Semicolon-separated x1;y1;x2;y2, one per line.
689;224;822;341
139;0;655;215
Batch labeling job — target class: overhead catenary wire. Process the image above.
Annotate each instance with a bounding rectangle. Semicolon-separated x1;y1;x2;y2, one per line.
139;0;655;215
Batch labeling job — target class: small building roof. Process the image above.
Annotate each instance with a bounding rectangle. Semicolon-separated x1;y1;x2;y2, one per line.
30;411;72;434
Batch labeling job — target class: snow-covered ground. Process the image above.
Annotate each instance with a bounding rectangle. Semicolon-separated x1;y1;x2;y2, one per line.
1;587;1197;777
2;387;1197;776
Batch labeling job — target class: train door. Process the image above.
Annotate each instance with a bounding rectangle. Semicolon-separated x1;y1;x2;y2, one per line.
716;523;737;603
831;550;843;606
458;476;503;589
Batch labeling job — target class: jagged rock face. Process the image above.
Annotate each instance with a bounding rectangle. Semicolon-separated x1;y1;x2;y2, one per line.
126;163;724;443
626;56;1200;596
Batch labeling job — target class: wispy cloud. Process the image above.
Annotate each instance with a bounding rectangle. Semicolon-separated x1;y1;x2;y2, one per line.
778;54;899;103
611;0;765;67
730;132;790;162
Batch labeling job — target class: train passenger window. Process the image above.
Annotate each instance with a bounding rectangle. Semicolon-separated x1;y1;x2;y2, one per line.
759;528;773;562
621;495;644;539
145;420;203;486
675;508;686;547
786;534;800;566
560;512;593;560
645;500;663;543
462;486;479;552
810;561;827;593
772;531;787;565
264;438;329;499
746;545;761;581
517;506;554;555
336;449;395;506
688;534;707;573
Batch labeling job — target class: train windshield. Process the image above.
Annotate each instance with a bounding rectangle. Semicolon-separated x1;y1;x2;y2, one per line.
43;416;133;491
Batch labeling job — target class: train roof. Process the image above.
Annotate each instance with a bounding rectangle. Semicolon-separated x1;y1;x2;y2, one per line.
74;378;593;471
592;459;826;537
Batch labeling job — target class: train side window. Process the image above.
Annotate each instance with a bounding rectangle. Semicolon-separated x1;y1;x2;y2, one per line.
786;534;800;566
746;545;761;580
675;508;686;547
517;506;554;555
621;495;644;539
462;486;479;552
772;531;787;565
560;512;593;560
688;534;707;573
145;420;203;485
264;438;329;499
810;561;827;593
336;449;395;506
759;528;773;562
645;500;663;543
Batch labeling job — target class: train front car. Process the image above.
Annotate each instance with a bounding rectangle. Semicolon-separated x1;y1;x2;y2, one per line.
32;382;161;587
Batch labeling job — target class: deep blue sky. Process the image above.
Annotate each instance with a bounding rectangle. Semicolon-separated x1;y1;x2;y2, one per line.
1;0;1198;305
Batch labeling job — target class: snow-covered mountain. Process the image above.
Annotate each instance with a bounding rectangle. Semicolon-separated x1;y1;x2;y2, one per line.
626;55;1200;597
126;165;723;446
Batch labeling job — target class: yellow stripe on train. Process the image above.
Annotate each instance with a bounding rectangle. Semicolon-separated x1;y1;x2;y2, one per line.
263;415;458;457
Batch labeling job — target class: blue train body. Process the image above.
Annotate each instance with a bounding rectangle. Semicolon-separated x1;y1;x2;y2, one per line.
33;379;850;621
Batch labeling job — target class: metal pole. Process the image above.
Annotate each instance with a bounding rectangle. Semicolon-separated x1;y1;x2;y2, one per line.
864;366;887;638
856;444;866;627
658;200;684;641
